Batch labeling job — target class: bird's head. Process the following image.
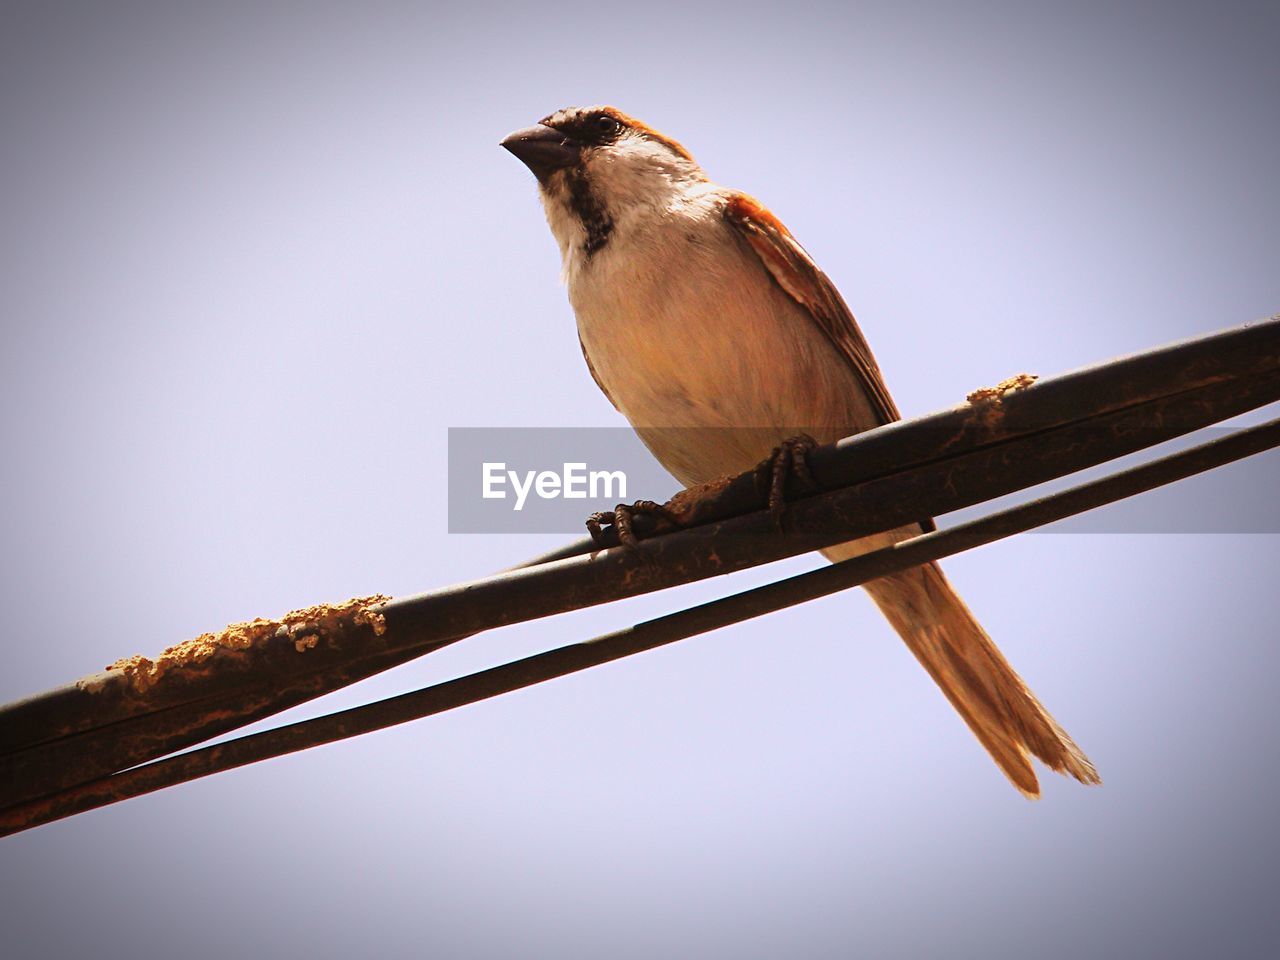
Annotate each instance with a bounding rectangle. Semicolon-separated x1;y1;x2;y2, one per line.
502;106;707;259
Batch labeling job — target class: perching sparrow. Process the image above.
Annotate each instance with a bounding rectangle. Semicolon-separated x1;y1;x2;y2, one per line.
502;106;1099;797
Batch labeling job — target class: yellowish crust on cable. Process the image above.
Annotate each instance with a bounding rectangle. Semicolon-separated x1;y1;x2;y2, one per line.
967;372;1039;405
97;595;391;694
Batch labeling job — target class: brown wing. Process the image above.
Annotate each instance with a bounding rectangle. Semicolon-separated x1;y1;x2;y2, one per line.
723;192;900;425
725;193;935;532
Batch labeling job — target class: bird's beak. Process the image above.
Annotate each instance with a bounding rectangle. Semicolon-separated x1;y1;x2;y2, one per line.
501;124;580;182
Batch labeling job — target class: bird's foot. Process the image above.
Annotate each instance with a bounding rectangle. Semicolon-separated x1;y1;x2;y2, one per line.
586;499;681;549
754;434;821;531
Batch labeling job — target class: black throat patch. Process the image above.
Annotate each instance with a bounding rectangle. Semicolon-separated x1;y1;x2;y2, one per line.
565;168;613;256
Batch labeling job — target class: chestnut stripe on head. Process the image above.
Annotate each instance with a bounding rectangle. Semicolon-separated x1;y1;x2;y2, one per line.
541;105;696;162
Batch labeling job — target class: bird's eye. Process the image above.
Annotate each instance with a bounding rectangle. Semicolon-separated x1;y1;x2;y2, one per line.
594;115;621;137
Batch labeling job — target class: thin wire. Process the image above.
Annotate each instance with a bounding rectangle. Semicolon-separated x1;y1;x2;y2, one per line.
4;417;1275;837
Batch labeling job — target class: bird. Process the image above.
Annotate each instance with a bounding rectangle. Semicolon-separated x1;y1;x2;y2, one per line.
501;105;1100;798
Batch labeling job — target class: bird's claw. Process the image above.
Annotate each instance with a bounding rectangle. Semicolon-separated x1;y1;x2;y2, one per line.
586;499;679;549
754;434;821;531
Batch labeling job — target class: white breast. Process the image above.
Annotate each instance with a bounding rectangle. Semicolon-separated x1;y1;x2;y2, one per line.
565;190;882;487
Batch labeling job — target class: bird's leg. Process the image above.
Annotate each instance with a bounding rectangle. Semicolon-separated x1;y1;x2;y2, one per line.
754;434;821;531
586;499;681;548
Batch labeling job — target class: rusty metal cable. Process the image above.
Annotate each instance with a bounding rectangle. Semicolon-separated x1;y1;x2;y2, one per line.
2;416;1276;836
1;315;1277;831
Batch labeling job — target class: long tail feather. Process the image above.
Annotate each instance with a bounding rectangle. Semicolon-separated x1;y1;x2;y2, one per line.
837;552;1100;797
